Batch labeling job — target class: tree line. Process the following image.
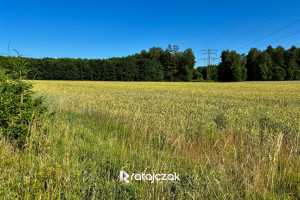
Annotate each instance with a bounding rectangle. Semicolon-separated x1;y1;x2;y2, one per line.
0;45;299;82
195;45;300;81
0;45;195;82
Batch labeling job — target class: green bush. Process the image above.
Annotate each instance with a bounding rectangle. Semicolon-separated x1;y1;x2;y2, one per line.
191;78;205;82
0;50;47;147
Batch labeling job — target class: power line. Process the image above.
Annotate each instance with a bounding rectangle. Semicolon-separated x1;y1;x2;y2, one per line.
235;23;298;48
255;29;300;49
259;29;300;47
236;19;300;51
209;0;260;47
200;49;218;80
221;0;299;50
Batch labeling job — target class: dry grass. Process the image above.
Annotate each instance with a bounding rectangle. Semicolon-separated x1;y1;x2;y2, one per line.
0;81;299;199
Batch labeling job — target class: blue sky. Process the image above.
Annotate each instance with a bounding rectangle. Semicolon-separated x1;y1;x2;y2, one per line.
0;0;299;67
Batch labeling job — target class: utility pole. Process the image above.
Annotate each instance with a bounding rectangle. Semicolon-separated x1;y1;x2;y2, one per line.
200;49;218;80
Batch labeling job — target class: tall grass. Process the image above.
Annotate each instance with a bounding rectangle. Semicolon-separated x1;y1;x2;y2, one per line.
0;81;299;199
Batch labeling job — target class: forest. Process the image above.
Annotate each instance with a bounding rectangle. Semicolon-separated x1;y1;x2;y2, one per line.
0;45;299;82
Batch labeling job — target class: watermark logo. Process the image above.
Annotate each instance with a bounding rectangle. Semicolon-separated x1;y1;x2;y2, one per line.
120;170;180;183
120;170;130;183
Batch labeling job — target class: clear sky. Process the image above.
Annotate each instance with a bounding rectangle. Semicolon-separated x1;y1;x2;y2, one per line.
0;0;299;67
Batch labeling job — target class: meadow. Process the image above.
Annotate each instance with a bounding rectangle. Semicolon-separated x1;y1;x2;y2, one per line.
0;81;299;199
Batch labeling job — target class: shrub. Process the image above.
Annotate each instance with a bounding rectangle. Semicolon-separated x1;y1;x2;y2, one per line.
0;49;47;147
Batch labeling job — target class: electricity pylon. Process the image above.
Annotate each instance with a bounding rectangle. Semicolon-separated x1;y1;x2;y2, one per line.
200;49;218;80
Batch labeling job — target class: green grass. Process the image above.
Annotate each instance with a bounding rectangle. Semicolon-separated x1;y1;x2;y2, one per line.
1;111;202;199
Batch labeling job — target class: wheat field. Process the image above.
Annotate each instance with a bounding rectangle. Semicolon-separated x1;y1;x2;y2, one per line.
0;81;299;199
